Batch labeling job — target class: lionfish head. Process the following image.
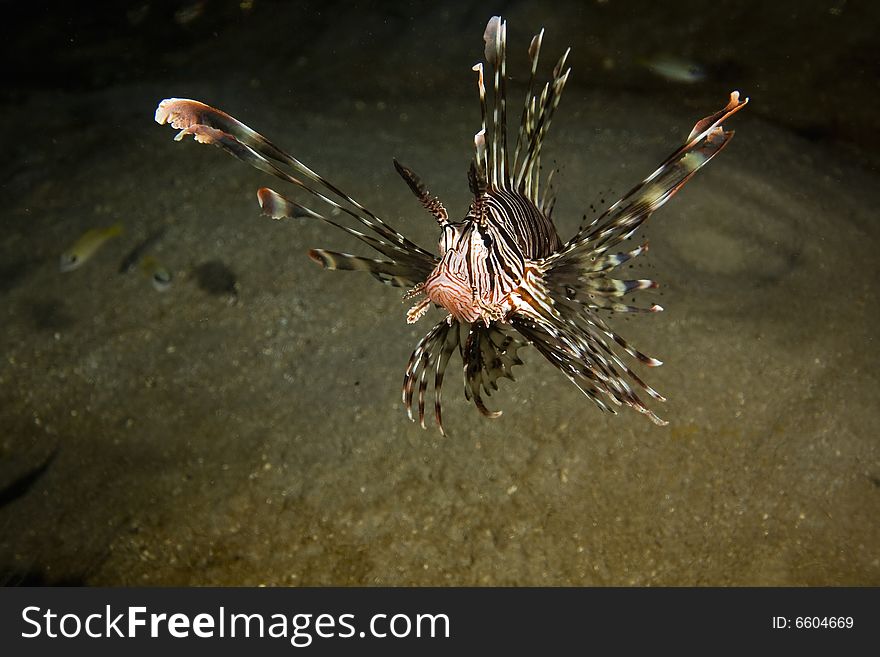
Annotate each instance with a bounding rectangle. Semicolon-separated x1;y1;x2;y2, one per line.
421;224;493;325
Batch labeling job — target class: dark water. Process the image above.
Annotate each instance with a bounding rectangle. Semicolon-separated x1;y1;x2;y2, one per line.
1;0;877;585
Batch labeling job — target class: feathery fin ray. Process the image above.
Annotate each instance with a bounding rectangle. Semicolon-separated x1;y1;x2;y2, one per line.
155;17;746;434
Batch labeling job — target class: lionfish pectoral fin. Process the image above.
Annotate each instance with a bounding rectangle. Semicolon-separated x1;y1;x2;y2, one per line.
535;94;748;424
686;91;749;144
307;249;424;288
259;188;437;282
257;187;321;220
403;320;460;434
155;98;289;162
550;91;748;263
162;121;288;180
156;98;362;215
510;306;667;426
156;98;438;279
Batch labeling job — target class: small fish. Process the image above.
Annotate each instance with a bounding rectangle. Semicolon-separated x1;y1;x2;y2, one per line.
156;16;746;433
140;256;173;291
174;1;206;25
119;227;167;274
641;54;706;83
59;222;123;272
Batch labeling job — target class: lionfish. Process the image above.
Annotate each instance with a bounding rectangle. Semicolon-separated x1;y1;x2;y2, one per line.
155;16;747;434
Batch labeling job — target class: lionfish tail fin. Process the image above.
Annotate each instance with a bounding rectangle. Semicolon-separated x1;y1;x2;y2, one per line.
155;98;436;275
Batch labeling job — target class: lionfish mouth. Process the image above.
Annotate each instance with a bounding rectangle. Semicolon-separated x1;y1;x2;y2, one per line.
155;16;747;435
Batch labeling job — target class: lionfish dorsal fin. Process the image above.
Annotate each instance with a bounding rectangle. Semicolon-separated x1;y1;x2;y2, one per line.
483;16;501;65
467;160;481;196
481;16;508;188
475;17;570;200
467;160;488;225
392;159;448;225
512;28;544;178
515;49;570;198
472;128;488;185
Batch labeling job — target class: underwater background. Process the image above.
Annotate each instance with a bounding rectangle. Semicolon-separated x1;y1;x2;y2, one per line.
1;0;878;585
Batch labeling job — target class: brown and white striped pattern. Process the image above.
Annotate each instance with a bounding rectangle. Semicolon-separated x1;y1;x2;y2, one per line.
155;16;747;434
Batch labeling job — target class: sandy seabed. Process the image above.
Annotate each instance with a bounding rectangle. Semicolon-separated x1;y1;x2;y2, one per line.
1;1;878;586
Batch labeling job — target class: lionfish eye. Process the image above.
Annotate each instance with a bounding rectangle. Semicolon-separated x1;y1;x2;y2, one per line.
481;233;492;249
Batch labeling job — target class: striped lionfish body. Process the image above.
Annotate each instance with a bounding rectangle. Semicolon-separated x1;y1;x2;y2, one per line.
155;16;747;434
